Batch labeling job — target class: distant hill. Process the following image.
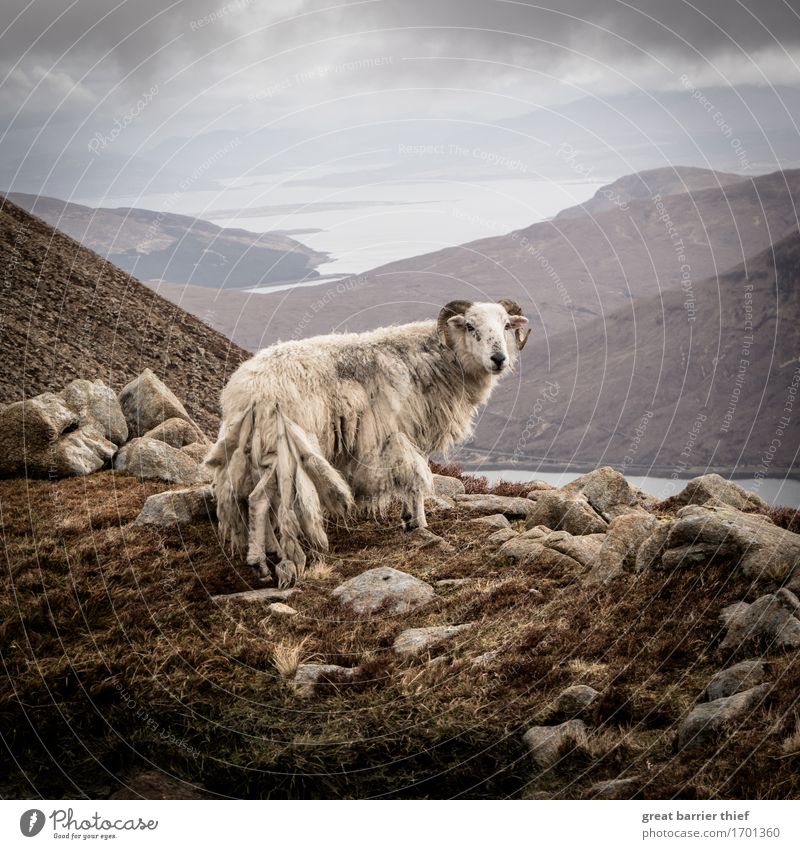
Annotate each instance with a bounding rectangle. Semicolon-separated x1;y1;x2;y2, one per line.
474;230;800;476
7;193;328;290
0;197;248;433
554;165;745;219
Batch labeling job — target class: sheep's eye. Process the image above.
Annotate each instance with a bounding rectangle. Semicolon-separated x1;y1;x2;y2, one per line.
505;323;511;330
465;322;475;332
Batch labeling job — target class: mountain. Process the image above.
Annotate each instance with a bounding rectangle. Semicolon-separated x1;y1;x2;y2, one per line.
0;197;249;433
554;166;744;219
7;193;328;289
474;231;800;475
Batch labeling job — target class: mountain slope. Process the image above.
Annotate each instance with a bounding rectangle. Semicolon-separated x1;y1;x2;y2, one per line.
8;193;328;289
0;197;248;433
476;230;800;475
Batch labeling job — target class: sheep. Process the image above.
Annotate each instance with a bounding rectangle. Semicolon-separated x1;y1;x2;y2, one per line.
205;299;530;587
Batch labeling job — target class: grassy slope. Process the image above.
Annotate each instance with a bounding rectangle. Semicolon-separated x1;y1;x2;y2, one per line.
1;470;799;800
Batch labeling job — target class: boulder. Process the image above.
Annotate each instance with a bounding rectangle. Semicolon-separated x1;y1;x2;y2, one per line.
487;528;518;545
472;650;500;666
118;368;194;438
495;536;582;571
331;567;436;615
525;480;555;496
60;378;128;445
469;513;511;530
525;491;608;536
634;523;672;572
0;392;117;478
134;485;216;526
143;417;207;449
669;474;769;512
393;623;474;656
655;505;800;583
293;663;359;697
588;513;659;584
719;590;800;650
114;437;209;485
453;493;534;519
677;684;771;751
432;474;466;498
556;684;600;715
545;531;606;568
181;442;211;463
704;661;768;701
523;719;588;768
562;466;647;521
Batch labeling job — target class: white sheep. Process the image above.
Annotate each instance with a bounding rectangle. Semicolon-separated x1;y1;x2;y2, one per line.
206;299;530;587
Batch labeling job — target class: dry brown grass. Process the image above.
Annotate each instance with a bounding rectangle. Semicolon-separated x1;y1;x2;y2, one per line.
1;470;798;799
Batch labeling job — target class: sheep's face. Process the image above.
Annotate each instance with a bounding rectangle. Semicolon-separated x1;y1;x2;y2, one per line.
445;301;529;376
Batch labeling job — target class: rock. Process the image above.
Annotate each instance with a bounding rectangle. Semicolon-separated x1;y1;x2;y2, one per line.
114;437;209;485
584;777;640;799
562;466;647;521
639;504;800;582
435;578;473;588
669;474;770;512
525;480;556;495
211;587;297;603
407;526;454;551
523;720;588;768
495;536;582;570
393;623;474;656
525;491;608;536
469;513;511;529
181;442;211;463
118;368;194;438
487;528;518;545
60;378;128;445
556;684;600;715
143;417;207;448
331;566;436;615
426;495;456;511
545;531;606;568
677;684;771;750
588;513;659;584
704;661;768;701
635;523;672;572
472;650;499;666
432;474;466;498
293;663;359;697
719;591;800;650
135;485;216;526
269;602;298;617
453;493;534;519
0;392;117;478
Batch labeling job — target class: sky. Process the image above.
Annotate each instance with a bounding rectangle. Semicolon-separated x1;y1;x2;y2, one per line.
2;1;800;202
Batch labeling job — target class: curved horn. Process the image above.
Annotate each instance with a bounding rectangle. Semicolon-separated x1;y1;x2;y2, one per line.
499;298;531;351
437;300;473;348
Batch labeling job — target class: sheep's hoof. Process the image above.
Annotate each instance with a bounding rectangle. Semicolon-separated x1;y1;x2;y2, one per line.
408;527;454;552
247;553;277;582
275;559;299;589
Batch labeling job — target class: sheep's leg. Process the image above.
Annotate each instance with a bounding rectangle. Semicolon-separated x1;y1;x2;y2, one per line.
401;492;428;531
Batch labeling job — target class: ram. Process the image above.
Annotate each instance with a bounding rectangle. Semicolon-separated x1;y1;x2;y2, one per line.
206;299;530;587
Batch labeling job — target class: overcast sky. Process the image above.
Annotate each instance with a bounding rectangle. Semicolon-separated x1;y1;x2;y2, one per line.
2;0;799;198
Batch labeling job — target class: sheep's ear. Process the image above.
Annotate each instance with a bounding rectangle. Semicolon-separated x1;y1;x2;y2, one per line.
437;300;473;347
498;299;531;350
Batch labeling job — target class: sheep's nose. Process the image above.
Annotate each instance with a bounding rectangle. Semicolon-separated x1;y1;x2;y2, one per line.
490;353;507;368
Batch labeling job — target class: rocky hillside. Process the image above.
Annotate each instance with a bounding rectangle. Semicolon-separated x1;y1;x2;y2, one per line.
1;371;799;799
0;197;248;433
7;193;328;290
